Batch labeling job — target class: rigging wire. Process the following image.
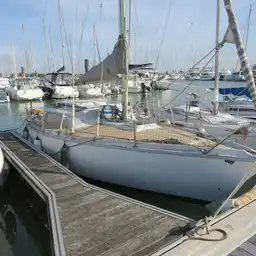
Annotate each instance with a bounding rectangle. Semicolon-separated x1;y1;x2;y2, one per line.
159;51;219;111
154;0;173;71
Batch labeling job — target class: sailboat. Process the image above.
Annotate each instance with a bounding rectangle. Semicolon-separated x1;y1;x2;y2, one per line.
164;0;256;150
24;0;256;202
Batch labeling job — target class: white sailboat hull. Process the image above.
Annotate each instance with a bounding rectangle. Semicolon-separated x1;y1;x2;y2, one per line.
155;81;170;90
6;88;44;101
27;124;256;202
79;88;104;98
52;86;79;99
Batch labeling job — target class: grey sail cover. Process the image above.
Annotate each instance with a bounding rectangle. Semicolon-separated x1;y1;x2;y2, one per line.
77;34;127;83
223;0;256;106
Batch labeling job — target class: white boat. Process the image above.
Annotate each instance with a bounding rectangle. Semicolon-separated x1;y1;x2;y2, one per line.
219;69;231;80
40;72;79;99
0;89;10;103
164;104;256;150
199;68;215;81
119;76;152;93
224;71;245;81
0;78;10;89
78;84;104;98
25;105;256;202
184;68;201;80
219;95;256;119
171;71;185;80
6;78;44;101
23;0;256;203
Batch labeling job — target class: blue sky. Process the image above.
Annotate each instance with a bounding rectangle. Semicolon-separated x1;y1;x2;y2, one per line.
0;0;255;73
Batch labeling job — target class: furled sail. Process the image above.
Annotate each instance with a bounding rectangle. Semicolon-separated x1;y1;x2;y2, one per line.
223;0;256;107
77;34;127;84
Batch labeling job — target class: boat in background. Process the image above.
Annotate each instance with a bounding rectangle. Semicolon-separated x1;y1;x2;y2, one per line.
40;72;79;99
6;78;43;101
184;68;201;80
219;95;256;119
199;68;215;81
0;78;10;89
78;84;105;98
219;69;231;80
224;70;245;81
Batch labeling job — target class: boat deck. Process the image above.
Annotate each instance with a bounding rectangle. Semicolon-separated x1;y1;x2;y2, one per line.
29;113;229;148
0;132;190;256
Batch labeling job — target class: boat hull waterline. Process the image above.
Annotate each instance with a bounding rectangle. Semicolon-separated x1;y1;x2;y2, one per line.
27;124;256;202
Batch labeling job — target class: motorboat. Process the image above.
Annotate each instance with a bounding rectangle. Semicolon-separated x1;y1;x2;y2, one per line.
184;68;201;80
0;78;10;89
224;71;245;81
199;68;215;81
40;72;79;99
6;78;43;101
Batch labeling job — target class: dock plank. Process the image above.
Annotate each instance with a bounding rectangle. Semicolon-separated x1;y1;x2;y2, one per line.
0;132;189;256
230;234;256;256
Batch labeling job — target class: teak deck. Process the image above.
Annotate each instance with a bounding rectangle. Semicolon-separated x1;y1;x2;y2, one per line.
0;132;190;256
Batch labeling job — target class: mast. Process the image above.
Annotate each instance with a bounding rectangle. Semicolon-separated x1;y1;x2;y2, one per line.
213;0;221;115
119;0;128;120
57;0;65;67
223;0;256;106
22;24;29;76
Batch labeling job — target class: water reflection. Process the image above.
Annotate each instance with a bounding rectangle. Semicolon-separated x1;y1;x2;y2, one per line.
0;167;51;256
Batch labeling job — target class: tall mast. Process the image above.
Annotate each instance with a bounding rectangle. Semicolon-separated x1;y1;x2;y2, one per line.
119;0;128;120
223;0;256;106
213;0;221;115
57;0;65;67
22;24;29;76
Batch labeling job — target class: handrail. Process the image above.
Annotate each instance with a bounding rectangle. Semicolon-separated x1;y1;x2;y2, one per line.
0;137;66;256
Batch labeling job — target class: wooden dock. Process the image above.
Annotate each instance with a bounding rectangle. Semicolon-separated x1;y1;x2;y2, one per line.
0;132;191;256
